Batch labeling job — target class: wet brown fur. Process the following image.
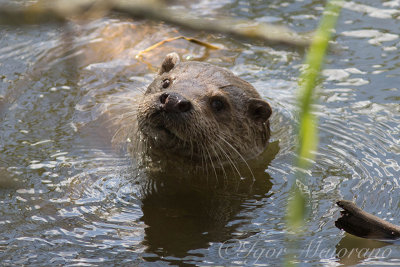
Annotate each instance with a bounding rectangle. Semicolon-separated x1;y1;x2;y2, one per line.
122;53;272;173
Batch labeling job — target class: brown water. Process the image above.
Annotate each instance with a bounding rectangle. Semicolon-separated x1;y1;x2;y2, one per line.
1;0;400;266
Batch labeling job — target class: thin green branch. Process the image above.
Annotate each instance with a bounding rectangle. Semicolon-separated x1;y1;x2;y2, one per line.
285;0;343;266
288;0;343;232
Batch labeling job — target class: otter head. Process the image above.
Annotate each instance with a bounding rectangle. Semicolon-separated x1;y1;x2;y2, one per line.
136;53;272;168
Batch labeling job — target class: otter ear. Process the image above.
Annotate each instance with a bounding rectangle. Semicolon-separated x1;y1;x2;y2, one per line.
158;52;180;75
247;98;272;123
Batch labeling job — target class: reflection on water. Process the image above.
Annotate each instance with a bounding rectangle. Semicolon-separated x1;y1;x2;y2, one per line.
336;235;390;266
140;141;278;262
0;0;400;265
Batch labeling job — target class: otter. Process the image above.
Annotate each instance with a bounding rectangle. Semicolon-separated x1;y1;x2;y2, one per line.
108;53;276;258
129;52;272;172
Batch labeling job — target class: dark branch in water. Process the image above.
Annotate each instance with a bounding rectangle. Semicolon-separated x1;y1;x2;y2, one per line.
336;200;400;240
0;0;310;48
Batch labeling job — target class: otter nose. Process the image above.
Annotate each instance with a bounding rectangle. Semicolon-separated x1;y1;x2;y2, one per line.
159;92;192;113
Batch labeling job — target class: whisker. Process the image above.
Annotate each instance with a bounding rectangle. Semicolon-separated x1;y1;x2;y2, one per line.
210;144;228;183
203;145;218;182
199;142;210;185
213;139;242;181
218;134;255;181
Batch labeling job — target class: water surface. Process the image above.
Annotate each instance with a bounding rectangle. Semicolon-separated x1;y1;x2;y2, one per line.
0;0;400;265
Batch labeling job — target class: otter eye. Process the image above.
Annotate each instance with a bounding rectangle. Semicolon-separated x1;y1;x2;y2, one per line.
211;98;225;112
162;78;171;89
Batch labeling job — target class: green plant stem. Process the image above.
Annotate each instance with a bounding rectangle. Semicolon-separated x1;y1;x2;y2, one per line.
285;0;343;266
